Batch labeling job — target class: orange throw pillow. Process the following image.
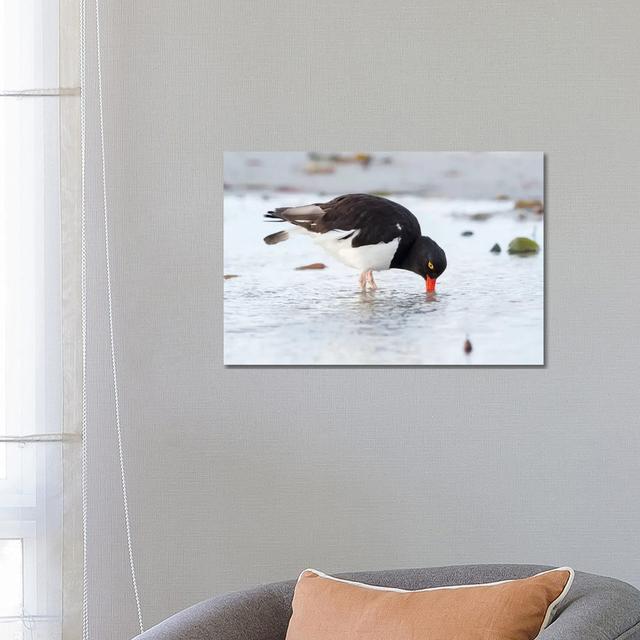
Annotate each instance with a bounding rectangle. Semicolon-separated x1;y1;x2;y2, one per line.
285;567;574;640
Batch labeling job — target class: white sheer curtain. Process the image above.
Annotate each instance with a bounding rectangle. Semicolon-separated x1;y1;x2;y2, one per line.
0;1;81;639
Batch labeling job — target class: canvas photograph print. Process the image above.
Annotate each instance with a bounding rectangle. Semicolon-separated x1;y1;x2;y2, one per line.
224;152;544;366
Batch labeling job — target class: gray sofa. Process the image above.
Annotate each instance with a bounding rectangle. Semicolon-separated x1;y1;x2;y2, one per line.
135;564;640;639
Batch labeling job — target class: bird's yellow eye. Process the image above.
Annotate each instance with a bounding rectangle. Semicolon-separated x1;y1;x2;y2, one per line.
428;261;434;270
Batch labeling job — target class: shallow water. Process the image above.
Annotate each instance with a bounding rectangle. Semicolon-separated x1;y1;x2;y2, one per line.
224;193;544;365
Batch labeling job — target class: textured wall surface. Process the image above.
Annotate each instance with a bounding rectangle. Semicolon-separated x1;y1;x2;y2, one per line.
83;2;640;638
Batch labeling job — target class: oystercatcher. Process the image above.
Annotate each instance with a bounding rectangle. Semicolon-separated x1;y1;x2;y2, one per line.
263;194;447;291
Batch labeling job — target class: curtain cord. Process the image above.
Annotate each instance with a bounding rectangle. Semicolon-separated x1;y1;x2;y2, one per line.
79;0;89;637
80;0;145;636
94;0;145;633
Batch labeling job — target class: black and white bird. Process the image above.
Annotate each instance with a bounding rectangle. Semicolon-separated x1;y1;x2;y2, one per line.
263;194;447;292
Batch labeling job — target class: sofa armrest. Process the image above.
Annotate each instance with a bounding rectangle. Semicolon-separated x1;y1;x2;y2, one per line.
539;574;640;640
134;581;294;640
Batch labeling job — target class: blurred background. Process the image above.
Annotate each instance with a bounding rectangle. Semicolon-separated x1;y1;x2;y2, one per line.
224;151;543;200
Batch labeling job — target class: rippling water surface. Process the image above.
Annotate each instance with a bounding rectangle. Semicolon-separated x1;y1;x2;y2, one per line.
224;193;544;365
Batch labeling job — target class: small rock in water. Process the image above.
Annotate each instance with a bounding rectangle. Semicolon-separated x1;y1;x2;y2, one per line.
470;212;493;221
464;338;473;354
224;274;239;280
508;237;540;254
490;243;502;253
295;263;327;270
461;230;474;237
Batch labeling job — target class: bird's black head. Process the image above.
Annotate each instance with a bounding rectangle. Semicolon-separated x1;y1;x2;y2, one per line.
402;236;447;292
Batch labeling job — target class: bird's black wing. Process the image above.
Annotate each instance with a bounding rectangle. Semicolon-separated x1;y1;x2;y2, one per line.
265;194;421;253
316;194;421;248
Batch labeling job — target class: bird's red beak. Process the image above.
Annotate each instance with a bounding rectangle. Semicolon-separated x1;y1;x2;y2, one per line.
426;276;436;293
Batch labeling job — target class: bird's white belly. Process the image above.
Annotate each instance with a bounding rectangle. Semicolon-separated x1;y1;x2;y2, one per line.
313;231;400;271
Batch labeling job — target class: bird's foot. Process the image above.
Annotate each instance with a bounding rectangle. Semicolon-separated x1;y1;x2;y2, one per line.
366;270;378;290
359;272;368;290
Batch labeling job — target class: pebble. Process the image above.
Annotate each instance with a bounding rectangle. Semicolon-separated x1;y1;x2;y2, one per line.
508;237;540;254
295;263;327;270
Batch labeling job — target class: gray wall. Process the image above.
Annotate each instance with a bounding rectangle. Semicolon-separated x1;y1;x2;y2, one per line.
84;2;640;638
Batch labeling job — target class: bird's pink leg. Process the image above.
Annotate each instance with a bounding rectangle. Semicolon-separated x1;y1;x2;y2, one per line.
359;271;367;290
366;270;378;290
